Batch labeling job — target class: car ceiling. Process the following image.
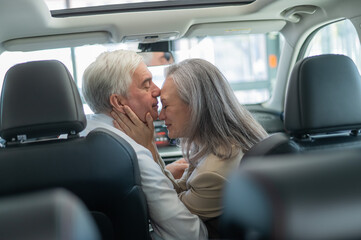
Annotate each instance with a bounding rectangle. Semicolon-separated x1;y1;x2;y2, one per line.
0;0;361;53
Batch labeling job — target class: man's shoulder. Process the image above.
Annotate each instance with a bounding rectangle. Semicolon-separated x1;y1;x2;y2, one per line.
82;114;154;161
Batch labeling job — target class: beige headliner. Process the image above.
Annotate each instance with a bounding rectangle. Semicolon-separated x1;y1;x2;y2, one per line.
1;0;361;52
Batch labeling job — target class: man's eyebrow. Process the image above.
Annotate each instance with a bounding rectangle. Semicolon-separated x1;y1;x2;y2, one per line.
141;77;152;85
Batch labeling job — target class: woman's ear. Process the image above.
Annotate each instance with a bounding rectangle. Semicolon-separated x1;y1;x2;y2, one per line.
109;94;126;111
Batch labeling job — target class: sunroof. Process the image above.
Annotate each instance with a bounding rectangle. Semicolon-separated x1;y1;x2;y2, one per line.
45;0;166;11
46;0;255;17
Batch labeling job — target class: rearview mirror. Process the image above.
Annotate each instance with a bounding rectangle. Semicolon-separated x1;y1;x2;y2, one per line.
138;52;174;67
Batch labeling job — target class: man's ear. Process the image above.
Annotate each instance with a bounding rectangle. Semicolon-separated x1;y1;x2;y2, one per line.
109;94;126;111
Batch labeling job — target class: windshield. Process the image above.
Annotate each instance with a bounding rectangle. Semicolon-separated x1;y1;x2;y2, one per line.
171;33;282;104
0;32;282;114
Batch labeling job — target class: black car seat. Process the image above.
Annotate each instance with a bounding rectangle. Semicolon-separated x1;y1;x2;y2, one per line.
0;60;150;240
0;188;100;240
242;54;361;162
221;148;361;240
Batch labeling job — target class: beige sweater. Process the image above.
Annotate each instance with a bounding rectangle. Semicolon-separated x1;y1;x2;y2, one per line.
156;150;243;220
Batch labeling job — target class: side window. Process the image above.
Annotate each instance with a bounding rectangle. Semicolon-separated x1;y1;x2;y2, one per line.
304;19;361;73
0;43;139;115
0;48;74;94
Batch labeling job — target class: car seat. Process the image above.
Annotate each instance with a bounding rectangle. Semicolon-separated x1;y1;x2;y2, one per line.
221;148;361;240
242;54;361;163
0;60;150;240
0;188;100;240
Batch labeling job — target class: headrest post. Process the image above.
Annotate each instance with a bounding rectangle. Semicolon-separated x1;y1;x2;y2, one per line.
350;129;360;136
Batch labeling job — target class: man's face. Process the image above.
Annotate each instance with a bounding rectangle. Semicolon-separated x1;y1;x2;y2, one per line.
122;62;160;122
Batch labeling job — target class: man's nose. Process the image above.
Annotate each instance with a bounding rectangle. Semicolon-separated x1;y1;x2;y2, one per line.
151;84;161;97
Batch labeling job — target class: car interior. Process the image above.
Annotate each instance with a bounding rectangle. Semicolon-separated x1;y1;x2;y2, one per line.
0;0;361;239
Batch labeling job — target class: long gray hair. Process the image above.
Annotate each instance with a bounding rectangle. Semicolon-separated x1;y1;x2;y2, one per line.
165;58;268;163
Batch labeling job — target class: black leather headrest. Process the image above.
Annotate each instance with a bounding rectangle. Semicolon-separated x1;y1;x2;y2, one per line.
284;54;361;135
222;149;361;240
0;60;86;142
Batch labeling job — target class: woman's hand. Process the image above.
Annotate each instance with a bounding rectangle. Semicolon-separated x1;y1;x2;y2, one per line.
111;105;156;152
166;158;189;179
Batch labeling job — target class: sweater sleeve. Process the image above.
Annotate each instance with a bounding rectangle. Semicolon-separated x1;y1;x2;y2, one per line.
178;171;225;220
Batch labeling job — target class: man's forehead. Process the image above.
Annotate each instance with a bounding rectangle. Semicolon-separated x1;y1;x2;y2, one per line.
139;66;152;77
133;62;152;82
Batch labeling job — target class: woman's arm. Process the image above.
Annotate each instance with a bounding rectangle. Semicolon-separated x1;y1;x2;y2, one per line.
111;106;188;190
111;105;158;161
165;158;189;179
178;171;225;220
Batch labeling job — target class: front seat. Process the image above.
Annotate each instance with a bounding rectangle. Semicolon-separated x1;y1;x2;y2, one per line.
0;60;150;240
242;54;361;162
221;148;361;240
0;188;100;240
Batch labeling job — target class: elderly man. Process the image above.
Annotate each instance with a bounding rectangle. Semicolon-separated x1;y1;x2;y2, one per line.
80;49;207;240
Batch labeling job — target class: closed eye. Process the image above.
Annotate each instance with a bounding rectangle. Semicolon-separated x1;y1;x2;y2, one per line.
144;82;150;89
142;79;151;89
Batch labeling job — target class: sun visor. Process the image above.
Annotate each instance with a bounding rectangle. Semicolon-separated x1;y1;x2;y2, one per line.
2;31;113;52
185;20;286;37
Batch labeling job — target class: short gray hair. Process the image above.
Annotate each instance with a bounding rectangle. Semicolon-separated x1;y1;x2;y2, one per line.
165;58;268;163
82;49;143;113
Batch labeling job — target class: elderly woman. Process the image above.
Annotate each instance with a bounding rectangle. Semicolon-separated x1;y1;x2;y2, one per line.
112;58;268;238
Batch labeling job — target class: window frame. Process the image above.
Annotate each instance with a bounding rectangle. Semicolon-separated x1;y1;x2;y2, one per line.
297;18;358;62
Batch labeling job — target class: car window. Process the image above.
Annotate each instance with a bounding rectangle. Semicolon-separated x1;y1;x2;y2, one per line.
175;33;283;104
303;19;361;73
0;43;139;114
0;33;283;113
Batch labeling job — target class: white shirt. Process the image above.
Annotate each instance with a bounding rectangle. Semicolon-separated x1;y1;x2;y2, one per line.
80;114;208;240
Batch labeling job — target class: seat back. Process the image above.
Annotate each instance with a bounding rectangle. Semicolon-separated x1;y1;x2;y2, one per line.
284;54;361;136
222;149;361;240
0;60;150;240
0;188;100;240
242;54;361;162
240;132;299;159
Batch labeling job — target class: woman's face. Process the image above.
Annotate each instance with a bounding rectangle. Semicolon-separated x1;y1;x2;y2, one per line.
159;76;191;139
